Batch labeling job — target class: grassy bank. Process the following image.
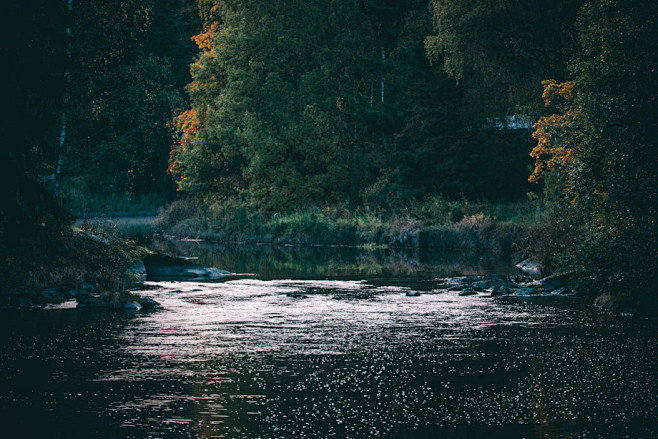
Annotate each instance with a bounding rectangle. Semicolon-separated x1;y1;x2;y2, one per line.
155;197;544;257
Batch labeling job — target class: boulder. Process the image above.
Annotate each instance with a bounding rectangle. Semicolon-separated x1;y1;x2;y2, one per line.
471;280;494;291
515;259;544;277
549;287;571;295
509;275;534;284
129;259;147;282
123;301;142;311
82;282;98;294
491;286;514;296
18;298;33;310
139;297;161;310
142;253;231;281
540;272;577;291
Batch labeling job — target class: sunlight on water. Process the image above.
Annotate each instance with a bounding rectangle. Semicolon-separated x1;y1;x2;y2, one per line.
1;275;657;438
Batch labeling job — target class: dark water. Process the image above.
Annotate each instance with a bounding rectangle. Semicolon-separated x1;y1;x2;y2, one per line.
1;242;657;438
149;238;520;280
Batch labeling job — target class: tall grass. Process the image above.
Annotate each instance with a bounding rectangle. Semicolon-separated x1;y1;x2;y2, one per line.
155;197;542;256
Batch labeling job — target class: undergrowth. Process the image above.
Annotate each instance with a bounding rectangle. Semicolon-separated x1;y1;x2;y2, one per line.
155;197;541;255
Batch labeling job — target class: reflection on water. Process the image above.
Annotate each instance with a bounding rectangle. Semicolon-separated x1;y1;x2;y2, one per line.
150;238;519;280
0;243;657;438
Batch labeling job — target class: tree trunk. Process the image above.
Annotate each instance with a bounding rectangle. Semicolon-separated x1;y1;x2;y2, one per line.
53;0;72;200
380;47;385;105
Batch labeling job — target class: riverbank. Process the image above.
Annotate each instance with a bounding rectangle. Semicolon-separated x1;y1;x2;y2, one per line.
155;197;541;257
0;221;156;311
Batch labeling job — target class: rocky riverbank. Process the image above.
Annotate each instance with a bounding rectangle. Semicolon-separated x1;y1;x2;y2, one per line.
1;250;238;312
436;272;580;298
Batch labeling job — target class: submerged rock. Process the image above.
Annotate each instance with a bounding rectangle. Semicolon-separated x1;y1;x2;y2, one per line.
287;293;309;299
142;253;231;281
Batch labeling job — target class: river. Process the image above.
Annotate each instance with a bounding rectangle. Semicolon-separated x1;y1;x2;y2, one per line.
1;240;656;438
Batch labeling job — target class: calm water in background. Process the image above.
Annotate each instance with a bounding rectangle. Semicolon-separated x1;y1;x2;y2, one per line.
1;240;656;438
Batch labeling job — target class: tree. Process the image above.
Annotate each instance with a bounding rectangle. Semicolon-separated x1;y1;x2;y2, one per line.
62;0;195;197
426;0;584;115
528;0;658;295
171;0;388;210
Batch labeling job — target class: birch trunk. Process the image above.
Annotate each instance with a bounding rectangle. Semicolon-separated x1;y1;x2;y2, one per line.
53;0;72;200
380;47;385;105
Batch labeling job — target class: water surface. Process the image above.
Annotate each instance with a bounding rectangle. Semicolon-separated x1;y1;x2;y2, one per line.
1;244;656;438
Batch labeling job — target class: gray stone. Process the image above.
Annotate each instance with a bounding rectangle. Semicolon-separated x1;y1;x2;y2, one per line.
540;273;576;291
516;287;539;296
82;282;98;293
18;298;33;310
491;286;514;296
549;287;571;295
123;301;142;311
458;289;478;296
139;297;160;310
143;253;232;281
516;259;544;277
471;281;492;291
129;259;147;282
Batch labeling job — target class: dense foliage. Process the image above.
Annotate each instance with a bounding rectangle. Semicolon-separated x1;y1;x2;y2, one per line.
5;0;655;303
427;0;658;295
532;0;658;295
65;0;200;198
169;0;534;211
425;0;584;115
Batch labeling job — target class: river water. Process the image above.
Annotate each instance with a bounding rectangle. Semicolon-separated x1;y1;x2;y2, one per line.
1;241;656;438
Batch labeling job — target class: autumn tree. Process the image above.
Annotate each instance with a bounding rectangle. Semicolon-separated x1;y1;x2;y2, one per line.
531;0;658;295
171;0;394;210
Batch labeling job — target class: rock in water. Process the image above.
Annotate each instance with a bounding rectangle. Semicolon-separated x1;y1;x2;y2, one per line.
142;253;231;281
123;301;142;311
406;291;421;297
515;259;544;277
459;290;478;296
139;297;160;310
129;259;147;282
515;287;539;296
